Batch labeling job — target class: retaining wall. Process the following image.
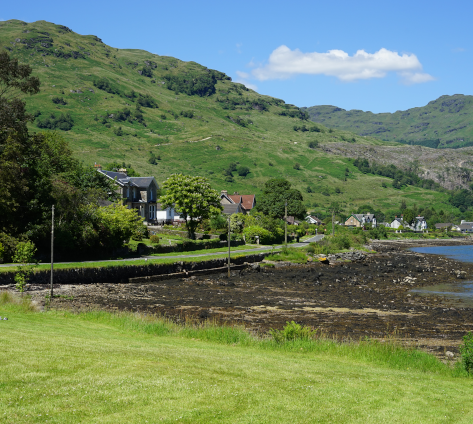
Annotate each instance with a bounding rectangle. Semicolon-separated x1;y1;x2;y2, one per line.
0;253;270;286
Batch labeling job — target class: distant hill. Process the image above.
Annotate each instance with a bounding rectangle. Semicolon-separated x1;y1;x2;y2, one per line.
1;19;471;220
304;95;473;149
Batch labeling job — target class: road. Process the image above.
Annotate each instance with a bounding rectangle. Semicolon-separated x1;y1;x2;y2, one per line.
0;235;324;267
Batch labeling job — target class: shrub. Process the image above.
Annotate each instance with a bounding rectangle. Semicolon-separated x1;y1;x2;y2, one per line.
149;234;160;244
293;163;301;170
460;332;473;374
243;225;274;244
308;141;318;149
0;242;4;262
37;112;74;131
13;241;38;293
52;96;67;105
114;126;124;136
269;321;317;343
238;166;250;177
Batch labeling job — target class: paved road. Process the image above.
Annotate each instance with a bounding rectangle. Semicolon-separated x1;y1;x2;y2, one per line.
0;235;325;267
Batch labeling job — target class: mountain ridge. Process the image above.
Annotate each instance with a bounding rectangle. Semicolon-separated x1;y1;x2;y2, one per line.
304;94;473;149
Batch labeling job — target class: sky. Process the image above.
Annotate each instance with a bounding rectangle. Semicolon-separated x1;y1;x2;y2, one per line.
2;0;473;113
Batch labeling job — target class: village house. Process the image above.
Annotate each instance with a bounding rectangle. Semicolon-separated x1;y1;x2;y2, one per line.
390;216;404;229
434;223;453;230
96;165;163;223
345;213;377;228
220;190;256;215
305;215;323;225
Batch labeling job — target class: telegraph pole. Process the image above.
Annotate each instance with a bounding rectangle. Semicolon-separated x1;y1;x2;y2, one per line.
284;201;288;248
50;205;54;298
227;216;231;278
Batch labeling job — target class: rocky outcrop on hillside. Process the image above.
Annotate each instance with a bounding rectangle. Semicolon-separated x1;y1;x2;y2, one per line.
321;142;473;190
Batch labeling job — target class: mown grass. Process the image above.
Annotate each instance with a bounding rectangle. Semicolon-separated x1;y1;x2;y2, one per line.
1;293;473;423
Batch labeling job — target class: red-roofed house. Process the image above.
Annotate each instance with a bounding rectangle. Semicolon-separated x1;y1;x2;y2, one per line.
220;190;256;214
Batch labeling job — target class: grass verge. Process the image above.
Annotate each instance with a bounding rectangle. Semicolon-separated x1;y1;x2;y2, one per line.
1;293;473;423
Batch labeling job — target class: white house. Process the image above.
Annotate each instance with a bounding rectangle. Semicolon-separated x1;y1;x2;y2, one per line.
390;217;404;229
306;215;323;225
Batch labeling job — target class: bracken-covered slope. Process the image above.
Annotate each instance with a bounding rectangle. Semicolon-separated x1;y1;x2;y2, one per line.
0;19;468;218
304;95;473;149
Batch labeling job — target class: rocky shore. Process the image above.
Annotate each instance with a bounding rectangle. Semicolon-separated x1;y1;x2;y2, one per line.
11;238;473;358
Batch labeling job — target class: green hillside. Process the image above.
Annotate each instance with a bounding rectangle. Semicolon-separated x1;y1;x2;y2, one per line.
304;94;473;149
0;19;462;218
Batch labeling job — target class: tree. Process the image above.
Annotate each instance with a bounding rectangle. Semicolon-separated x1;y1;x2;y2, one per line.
238;166;250;177
13;241;38;293
402;208;416;227
159;174;222;239
256;179;305;219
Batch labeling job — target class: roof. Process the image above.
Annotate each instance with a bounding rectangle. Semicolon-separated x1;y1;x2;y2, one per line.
98;170;158;189
459;223;473;230
349;213;375;222
226;194;256;211
222;204;241;215
435;223;452;229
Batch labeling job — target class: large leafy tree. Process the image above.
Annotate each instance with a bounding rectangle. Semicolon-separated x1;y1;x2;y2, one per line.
159;174;222;239
257;178;306;219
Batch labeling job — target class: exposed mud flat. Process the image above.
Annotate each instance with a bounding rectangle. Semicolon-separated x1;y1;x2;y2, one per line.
19;239;473;358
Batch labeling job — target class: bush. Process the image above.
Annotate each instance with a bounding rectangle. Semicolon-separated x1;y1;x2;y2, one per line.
308;141;318;149
293;163;301;170
243;225;274;244
238;166;250;177
460;332;473;374
51;96;67;105
37;112;74;131
269;321;317;343
13;241;38;293
149;234;160;244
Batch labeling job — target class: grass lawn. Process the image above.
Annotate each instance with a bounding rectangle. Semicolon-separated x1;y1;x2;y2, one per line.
1;295;473;423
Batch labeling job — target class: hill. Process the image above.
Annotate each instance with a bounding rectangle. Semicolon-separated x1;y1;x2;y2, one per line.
304;94;473;149
0;19;468;220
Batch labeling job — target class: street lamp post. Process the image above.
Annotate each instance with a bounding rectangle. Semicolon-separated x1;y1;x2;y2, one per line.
227;215;231;278
50;205;54;299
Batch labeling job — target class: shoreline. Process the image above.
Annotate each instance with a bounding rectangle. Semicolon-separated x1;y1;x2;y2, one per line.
12;238;473;359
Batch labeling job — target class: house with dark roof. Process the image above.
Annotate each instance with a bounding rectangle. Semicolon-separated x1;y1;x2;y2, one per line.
220;190;256;214
97;167;161;223
345;213;377;228
435;223;453;230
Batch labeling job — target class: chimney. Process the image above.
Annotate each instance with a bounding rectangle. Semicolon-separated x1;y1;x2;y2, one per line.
118;168;127;176
221;190;228;196
94;163;102;171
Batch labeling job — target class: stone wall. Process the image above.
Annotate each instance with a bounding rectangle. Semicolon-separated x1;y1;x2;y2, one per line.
0;253;270;286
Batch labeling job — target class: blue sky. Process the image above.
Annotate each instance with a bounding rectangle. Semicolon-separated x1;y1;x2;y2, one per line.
2;0;472;112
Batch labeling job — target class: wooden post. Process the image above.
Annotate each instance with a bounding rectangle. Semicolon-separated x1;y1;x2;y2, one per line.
227;216;231;278
50;205;54;299
285;201;288;248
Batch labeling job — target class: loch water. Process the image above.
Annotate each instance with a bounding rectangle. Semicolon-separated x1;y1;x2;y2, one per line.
410;245;473;307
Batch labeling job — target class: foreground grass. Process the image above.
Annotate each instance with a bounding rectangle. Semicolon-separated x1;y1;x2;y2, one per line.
1;293;473;423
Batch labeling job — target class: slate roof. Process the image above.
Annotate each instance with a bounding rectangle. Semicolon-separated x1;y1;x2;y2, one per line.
98;170;157;188
459;223;473;231
222;204;242;215
435;223;452;229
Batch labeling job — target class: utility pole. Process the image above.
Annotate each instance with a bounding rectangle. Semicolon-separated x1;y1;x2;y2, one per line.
332;209;335;237
285;201;288;248
227;215;231;278
50;205;54;298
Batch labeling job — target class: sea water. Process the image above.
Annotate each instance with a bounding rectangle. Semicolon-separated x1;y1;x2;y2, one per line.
410;245;473;307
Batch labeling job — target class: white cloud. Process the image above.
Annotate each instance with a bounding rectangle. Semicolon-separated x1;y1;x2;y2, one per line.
236;70;250;79
251;45;434;84
399;72;436;85
236;43;243;54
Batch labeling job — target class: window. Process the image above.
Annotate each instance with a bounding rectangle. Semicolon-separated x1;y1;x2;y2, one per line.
149;205;155;220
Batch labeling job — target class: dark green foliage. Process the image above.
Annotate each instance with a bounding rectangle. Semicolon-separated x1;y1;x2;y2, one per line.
163;70;217;97
257;178;305;219
93;78;120;95
225;115;252;127
279;108;309;120
449;189;473;212
353;158;443;191
140;67;153;78
368;226;388;239
51;96;67;105
180;110;194;118
308;141;318;149
36;112;74;131
136;93;157;108
113;126;123;136
460;332;473;374
148;151;157;165
293;163;301;170
104;161;140;177
125;90;137;100
238;166;250;177
149;234;160;244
